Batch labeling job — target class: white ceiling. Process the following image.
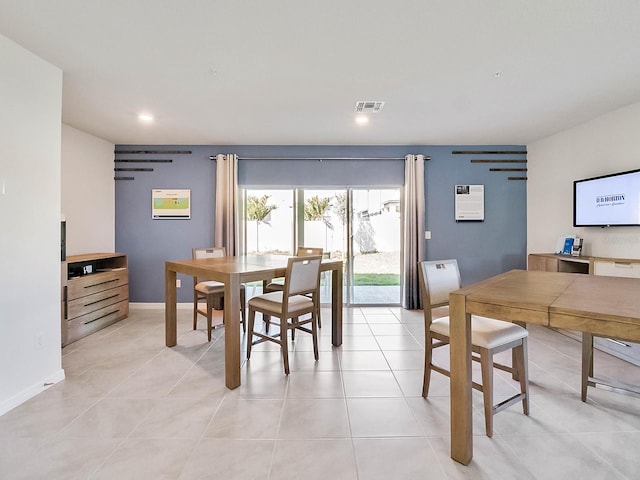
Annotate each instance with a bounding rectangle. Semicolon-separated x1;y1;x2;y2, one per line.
2;1;640;146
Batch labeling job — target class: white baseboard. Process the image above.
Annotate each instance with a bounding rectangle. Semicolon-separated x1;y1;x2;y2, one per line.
129;302;192;310
0;368;65;417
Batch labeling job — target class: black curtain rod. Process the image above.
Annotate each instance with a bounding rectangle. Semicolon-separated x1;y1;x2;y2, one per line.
213;156;430;161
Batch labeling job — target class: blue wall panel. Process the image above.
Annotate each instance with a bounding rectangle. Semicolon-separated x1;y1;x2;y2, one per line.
115;146;216;302
115;145;526;303
424;147;527;286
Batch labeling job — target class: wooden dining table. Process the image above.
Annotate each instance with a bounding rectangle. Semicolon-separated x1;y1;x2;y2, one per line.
448;269;640;465
165;254;343;389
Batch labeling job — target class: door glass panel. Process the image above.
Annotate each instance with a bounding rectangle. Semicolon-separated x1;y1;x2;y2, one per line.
350;189;401;304
245;189;293;255
301;189;347;304
301;189;346;260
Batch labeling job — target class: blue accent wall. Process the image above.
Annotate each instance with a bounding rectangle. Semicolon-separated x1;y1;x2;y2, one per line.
425;146;527;285
115;145;527;303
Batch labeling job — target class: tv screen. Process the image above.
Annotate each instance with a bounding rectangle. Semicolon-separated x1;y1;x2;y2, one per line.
573;169;640;227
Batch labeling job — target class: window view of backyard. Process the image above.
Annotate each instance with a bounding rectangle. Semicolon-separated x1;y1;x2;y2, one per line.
243;187;400;305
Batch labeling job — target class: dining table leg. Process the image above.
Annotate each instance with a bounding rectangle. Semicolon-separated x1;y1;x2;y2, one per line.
581;332;594;402
449;290;473;465
165;266;177;347
224;273;242;389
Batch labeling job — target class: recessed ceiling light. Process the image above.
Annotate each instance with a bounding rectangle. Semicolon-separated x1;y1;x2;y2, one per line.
138;113;154;123
355;115;369;125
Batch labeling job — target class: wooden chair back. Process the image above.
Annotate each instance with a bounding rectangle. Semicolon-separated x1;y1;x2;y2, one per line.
296;246;324;258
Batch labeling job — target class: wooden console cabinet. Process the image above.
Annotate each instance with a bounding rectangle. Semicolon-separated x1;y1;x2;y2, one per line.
528;253;640;365
527;252;590;274
62;253;129;346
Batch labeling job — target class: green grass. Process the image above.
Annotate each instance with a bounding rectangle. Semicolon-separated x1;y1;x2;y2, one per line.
248;273;400;287
353;273;400;286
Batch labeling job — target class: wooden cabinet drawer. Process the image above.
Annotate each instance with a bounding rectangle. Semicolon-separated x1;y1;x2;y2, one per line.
593;260;640;279
67;269;128;299
67;284;129;320
66;300;129;344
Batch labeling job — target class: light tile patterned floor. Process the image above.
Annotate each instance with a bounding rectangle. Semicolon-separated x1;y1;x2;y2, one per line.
1;306;639;479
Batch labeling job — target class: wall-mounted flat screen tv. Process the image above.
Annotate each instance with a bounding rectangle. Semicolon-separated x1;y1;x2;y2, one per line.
573;169;640;227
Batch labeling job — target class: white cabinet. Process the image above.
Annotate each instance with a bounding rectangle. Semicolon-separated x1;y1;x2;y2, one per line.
593;260;640;278
592;258;640;366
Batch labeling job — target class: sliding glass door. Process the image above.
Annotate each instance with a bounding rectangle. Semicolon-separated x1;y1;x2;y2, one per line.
241;187;400;305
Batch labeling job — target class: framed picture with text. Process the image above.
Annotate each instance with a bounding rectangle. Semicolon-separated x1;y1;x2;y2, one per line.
454;184;484;221
152;189;191;219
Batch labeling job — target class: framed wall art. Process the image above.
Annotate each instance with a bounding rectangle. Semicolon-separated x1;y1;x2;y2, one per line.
152;189;191;219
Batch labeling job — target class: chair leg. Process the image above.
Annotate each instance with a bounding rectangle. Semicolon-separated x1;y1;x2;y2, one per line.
291;317;298;341
206;296;213;342
240;288;247;333
193;294;199;331
281;319;290;375
582;332;594;402
246;308;256;359
312;312;319;361
422;331;434;398
317;304;322;328
514;340;530;415
479;349;494;438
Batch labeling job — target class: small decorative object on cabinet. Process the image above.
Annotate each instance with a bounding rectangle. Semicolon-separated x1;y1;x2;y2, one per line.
61;253;129;346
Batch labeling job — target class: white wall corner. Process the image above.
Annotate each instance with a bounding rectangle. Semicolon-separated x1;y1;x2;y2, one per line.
0;369;65;417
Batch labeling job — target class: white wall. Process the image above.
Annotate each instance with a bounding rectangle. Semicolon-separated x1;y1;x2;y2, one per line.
61;124;115;254
528;102;640;258
0;34;64;415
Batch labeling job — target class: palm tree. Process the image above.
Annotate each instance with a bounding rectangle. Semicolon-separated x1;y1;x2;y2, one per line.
246;194;277;252
304;195;332;225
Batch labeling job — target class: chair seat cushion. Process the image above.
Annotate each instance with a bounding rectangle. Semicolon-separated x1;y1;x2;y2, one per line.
195;281;246;294
195;281;224;294
266;278;285;291
431;315;528;350
249;291;314;316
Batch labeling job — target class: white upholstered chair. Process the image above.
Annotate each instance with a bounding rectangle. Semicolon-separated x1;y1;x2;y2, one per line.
246;255;322;374
419;259;530;437
265;246;324;327
192;247;245;341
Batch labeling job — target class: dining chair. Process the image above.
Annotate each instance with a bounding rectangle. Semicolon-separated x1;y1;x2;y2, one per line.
419;259;530;437
192;247;246;341
246;255;322;374
265;246;324;327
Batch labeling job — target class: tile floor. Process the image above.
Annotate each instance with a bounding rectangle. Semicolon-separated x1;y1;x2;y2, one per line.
1;306;639;479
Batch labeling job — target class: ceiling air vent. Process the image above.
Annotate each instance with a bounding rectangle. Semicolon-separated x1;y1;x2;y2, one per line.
355;101;385;113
